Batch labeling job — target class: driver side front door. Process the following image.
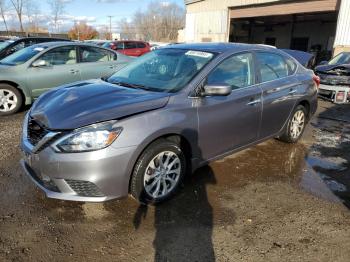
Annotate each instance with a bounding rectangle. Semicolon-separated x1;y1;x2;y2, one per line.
197;52;262;161
26;46;82;98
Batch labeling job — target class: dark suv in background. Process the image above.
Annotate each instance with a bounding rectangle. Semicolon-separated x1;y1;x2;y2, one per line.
103;40;150;57
0;37;70;60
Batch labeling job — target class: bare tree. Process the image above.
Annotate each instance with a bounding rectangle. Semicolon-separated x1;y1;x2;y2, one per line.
10;0;27;32
0;0;9;34
121;1;185;42
118;18;136;40
48;0;66;33
26;0;40;33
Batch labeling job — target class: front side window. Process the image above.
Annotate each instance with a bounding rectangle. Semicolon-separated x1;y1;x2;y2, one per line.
80;46;116;63
108;49;215;92
38;46;77;66
207;52;254;90
256;52;289;82
116;42;124;49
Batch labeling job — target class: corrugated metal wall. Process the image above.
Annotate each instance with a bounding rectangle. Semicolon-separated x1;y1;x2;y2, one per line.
185;10;229;42
334;0;350;46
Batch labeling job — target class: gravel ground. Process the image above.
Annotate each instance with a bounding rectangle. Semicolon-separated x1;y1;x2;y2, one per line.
0;100;349;262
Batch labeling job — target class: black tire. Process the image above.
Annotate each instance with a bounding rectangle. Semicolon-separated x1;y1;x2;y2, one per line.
0;84;23;116
130;139;186;204
278;105;307;143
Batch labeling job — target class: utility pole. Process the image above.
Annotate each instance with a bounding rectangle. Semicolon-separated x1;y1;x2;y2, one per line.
108;15;113;40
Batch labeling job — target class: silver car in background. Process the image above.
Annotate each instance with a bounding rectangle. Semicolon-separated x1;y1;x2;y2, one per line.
20;43;318;204
0;42;131;115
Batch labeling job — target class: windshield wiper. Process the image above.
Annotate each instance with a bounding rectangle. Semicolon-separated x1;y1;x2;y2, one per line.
110;81;150;91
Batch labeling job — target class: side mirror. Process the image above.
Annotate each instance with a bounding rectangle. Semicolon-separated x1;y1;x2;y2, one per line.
203;84;232;96
32;60;48;67
319;60;328;65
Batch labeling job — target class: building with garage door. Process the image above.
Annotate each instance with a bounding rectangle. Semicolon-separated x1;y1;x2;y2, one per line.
183;0;350;61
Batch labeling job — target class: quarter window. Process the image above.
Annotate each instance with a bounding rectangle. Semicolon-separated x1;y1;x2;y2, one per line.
256;52;289;82
38;46;77;65
80;46;116;63
207;53;254;90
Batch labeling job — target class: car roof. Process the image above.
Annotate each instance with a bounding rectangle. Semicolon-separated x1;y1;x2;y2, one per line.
29;41;118;50
13;37;69;42
163;42;278;54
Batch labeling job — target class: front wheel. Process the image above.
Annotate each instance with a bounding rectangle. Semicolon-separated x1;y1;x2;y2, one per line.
278;105;307;143
130;139;186;204
0;85;23;116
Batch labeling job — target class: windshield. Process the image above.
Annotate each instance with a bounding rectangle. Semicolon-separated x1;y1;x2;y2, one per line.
0;41;12;51
108;49;215;92
0;45;47;66
328;52;350;65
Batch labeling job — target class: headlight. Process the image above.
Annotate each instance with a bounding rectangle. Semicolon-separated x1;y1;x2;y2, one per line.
53;121;122;153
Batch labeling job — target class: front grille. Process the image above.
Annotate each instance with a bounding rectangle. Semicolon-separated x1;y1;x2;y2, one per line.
65;180;104;197
28;118;49;146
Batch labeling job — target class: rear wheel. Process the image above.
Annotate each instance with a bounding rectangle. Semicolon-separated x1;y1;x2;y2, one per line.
278;105;307;143
130;139;186;204
0;84;22;116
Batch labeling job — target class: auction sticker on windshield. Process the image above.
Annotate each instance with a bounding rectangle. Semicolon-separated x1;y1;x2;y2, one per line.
185;50;213;58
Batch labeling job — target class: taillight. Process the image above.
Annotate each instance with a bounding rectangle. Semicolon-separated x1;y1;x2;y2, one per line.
313;75;320;88
336;91;345;103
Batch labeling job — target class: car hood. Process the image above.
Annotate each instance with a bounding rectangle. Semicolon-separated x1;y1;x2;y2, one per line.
30;79;171;130
315;64;350;75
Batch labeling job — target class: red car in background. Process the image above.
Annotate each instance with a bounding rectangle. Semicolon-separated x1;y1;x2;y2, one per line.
103;40;150;57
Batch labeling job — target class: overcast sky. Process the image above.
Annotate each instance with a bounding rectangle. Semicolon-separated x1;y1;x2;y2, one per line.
1;0;185;32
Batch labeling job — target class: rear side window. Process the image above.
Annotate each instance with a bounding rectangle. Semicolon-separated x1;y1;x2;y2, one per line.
39;46;77;65
256;52;289;82
124;42;137;49
80;46;116;63
207;52;254;90
286;57;297;75
136;42;146;48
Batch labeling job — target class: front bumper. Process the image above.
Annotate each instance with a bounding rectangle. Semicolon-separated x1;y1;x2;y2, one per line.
20;133;137;202
318;84;350;104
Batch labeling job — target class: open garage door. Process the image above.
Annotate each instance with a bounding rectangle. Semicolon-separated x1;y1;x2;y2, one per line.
229;0;340;63
230;0;339;18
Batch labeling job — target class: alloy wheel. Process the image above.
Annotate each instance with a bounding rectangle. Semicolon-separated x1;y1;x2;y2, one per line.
0;89;18;112
290;110;305;139
143;151;182;199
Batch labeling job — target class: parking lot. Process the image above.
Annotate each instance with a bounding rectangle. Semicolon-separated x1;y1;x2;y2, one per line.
0;99;349;262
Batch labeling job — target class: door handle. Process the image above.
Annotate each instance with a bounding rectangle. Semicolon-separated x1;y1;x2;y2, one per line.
70;69;79;74
109;65;117;69
246;99;261;106
288;89;297;95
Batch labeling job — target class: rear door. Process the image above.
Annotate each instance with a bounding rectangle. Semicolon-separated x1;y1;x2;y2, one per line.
136;42;149;56
26;45;81;97
78;45;124;79
123;42;139;56
256;51;300;138
197;52;262;160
